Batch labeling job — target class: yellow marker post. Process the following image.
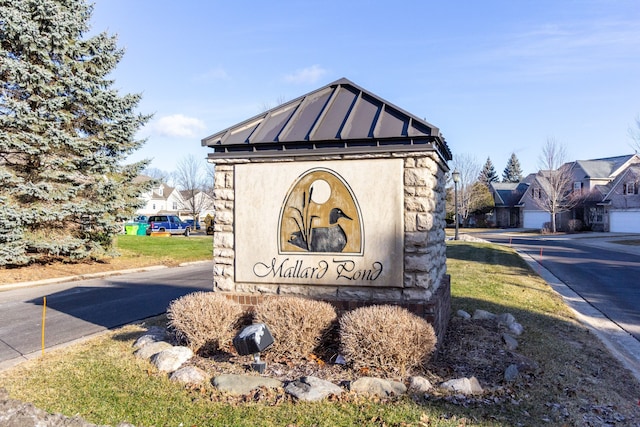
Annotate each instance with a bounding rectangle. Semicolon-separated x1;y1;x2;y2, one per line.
42;296;46;356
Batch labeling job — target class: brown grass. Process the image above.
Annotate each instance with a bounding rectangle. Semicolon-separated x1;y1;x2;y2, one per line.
0;257;165;286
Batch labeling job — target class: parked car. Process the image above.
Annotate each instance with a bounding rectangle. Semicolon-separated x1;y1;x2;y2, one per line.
185;219;201;230
146;215;191;236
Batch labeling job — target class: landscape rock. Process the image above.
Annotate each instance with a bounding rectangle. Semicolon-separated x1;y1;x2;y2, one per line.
472;309;496;320
133;327;167;349
504;364;519;382
133;334;158;350
213;374;282;395
440;376;483;395
456;309;471;320
350;377;407;397
0;387;135;427
509;322;524;336
502;333;519;350
284;376;344;401
496;313;516;327
169;366;208;385
151;346;193;372
407;376;433;394
133;341;173;360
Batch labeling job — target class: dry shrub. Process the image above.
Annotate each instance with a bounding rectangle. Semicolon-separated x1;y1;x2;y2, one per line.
339;305;437;376
167;292;244;355
567;219;584;233
253;296;337;359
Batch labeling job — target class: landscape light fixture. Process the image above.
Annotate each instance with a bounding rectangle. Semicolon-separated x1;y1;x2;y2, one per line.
232;323;274;374
452;170;460;241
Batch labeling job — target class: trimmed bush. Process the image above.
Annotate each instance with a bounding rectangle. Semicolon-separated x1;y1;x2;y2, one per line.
253;296;337;359
339;305;437;376
167;292;244;355
567;219;583;233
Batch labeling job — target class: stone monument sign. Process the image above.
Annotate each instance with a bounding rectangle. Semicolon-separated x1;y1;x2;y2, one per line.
202;78;453;340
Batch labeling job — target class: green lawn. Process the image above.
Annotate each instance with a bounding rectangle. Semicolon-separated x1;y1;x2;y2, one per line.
115;234;213;263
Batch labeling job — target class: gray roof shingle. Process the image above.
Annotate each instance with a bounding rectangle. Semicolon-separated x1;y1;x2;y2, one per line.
575;155;634;179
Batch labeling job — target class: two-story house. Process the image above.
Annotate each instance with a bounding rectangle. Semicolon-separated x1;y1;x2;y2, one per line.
133;175;215;221
489;154;640;232
596;162;640;232
570;155;640;232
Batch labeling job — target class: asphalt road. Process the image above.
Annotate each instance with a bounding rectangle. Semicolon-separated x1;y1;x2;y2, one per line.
0;262;212;369
476;232;640;341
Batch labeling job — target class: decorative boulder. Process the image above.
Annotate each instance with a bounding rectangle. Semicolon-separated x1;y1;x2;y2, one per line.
151;346;193;372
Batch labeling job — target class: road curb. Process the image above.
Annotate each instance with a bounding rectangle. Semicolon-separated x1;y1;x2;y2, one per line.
0;266;168;291
519;250;640;383
0;329;112;372
0;260;211;292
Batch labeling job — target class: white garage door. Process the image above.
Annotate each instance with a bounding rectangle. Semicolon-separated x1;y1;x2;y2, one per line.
523;210;550;229
610;210;640;233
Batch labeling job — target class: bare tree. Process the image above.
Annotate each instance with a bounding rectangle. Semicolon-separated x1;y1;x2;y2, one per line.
534;138;581;232
142;167;173;186
450;153;481;227
205;160;215;196
174;154;212;222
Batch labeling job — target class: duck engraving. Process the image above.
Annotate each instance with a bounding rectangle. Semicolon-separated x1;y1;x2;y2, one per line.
288;207;352;252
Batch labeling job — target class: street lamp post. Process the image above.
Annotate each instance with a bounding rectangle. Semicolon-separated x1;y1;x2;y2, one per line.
452;170;460;241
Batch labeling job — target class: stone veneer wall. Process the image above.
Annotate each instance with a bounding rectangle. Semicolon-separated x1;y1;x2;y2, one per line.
211;152;451;341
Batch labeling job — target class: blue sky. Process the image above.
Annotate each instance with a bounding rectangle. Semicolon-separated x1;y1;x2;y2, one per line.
89;0;640;177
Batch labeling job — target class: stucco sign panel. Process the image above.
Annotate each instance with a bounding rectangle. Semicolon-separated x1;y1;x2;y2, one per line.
235;159;403;287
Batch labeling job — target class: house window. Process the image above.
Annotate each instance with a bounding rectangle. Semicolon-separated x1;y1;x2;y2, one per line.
158;186;164;196
152;203;156;210
573;182;582;194
172;201;178;210
624;182;636;195
533;188;540;198
589;207;604;223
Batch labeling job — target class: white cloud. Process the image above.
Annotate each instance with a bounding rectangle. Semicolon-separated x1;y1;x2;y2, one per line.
149;114;206;138
283;65;328;84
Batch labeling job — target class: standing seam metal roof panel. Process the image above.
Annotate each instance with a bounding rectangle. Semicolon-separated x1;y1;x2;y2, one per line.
202;78;452;161
343;93;380;139
376;107;408;138
250;105;298;144
312;85;359;140
282;88;333;142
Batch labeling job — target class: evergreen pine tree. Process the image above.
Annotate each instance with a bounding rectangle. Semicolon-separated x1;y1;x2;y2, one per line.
478;157;498;187
502;153;524;183
0;0;152;265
